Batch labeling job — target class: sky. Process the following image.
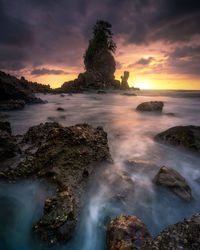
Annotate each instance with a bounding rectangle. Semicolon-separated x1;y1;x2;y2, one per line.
0;0;200;89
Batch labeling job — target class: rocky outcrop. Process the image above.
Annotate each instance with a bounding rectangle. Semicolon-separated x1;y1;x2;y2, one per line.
0;122;111;245
107;215;152;249
0;71;46;110
107;214;200;249
121;71;129;90
153;166;192;201
155;125;200;154
143;213;200;249
0;122;20;161
136;101;164;112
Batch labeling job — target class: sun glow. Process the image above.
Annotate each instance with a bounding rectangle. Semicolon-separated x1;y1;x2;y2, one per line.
133;79;151;89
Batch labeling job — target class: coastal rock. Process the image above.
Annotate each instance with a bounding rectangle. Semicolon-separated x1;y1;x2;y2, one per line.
56;107;65;111
0;71;46;110
144;213;200;249
155;125;200;154
0;112;9;119
121;93;137;96
33;189;76;244
22;122;61;146
1;123;111;244
107;215;152;249
153;166;192;201
121;71;129;90
136;101;164;112
0;122;20;161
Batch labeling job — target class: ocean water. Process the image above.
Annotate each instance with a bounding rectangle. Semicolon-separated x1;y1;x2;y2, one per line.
1;90;200;250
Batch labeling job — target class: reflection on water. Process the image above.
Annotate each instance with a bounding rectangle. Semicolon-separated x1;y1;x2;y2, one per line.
1;90;200;249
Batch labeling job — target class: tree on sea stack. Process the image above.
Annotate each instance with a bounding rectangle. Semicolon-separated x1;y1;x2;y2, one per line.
84;20;116;70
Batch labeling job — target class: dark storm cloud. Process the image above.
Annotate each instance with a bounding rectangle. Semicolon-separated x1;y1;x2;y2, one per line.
0;0;200;77
31;68;68;76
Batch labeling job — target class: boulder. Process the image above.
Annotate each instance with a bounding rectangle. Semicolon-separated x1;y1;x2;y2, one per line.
0;112;9;119
144;213;200;249
155;125;200;154
121;93;137;96
107;215;152;249
136;101;164;112
153;166;192;201
56;107;65;111
33;189;76;244
0;121;11;134
0;100;25;110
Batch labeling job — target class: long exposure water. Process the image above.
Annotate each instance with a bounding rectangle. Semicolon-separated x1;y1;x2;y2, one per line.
1;90;200;250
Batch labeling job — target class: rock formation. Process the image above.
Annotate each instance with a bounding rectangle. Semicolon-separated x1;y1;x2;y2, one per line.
0;122;111;245
0;71;47;110
155;125;200;154
107;213;200;249
136;101;164;112
153;166;192;201
121;71;129;89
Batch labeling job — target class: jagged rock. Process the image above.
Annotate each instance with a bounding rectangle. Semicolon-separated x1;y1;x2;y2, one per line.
97;90;107;94
143;213;200;249
33;189;76;244
155;125;200;154
121;71;129;90
153;166;192;201
22;122;61;146
136;101;164;112
0;122;20;161
0;71;46;110
107;215;152;249
1;123;111;244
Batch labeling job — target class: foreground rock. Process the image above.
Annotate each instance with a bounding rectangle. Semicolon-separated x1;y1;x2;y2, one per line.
107;214;200;249
0;71;46;110
0;122;20;161
153;166;192;201
0;122;111;245
107;215;152;249
136;101;164;112
144;213;200;249
155;125;200;154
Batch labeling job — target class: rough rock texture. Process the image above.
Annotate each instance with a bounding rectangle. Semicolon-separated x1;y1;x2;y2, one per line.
0;122;111;245
0;113;9;119
0;122;20;161
33;189;76;244
0;71;46;110
153;166;192;201
121;71;130;90
155;125;200;154
136;101;164;112
143;213;200;249
107;215;153;249
107;214;200;250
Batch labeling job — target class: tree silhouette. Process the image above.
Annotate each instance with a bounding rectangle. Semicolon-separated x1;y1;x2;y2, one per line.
84;20;116;70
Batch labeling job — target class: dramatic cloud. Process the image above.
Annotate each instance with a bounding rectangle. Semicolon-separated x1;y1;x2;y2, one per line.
0;0;200;87
31;68;68;76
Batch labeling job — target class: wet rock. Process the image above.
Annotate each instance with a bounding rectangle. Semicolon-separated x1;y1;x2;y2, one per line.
153;166;192;201
144;213;200;249
107;215;152;249
33;189;76;244
136;101;164;112
22;122;61;146
155;125;200;154
0;121;11;134
60;94;65;97
2;123;111;244
0;112;9;119
121;92;137;96
56;107;65;111
0;99;25;110
0;122;20;161
97;90;107;94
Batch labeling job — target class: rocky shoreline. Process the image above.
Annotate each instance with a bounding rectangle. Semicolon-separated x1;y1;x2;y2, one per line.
0;117;200;248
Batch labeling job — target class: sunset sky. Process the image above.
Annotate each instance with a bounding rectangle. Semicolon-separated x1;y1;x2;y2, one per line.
1;0;200;89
